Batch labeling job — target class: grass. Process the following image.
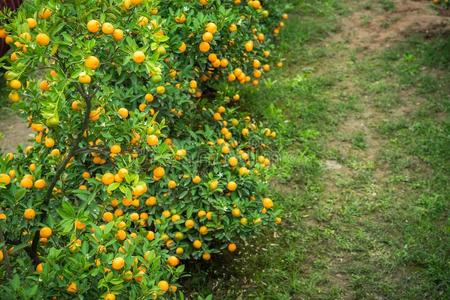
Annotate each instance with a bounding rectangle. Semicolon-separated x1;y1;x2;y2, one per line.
187;0;450;299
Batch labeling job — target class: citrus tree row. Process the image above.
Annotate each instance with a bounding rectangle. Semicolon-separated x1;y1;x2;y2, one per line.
0;0;288;298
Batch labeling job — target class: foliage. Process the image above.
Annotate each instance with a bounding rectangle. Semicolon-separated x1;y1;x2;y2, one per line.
432;0;450;9
0;0;288;298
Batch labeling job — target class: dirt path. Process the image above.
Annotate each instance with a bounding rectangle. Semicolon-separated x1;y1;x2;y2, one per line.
0;113;32;153
302;1;448;299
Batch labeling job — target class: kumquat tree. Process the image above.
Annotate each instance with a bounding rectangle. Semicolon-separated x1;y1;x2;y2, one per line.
0;0;289;298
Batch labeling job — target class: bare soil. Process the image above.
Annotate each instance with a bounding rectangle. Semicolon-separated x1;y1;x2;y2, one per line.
0;113;32;153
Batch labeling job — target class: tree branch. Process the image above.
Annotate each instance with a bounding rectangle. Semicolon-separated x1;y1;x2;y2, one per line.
28;55;94;265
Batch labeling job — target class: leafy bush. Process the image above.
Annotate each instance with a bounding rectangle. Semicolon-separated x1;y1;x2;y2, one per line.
0;0;288;298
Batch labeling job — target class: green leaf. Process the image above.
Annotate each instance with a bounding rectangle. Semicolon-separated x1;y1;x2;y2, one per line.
107;182;121;192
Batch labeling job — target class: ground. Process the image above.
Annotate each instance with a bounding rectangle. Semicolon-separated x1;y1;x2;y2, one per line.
188;0;450;299
1;0;449;299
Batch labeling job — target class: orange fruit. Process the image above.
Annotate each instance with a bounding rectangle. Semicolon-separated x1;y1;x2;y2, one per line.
146;231;155;240
36;263;44;273
228;157;238;167
262;197;273;209
209;180;218;190
67;282;77;294
130;213;139;222
185;219;195;229
50;149;61;157
85;56;100;70
116;229;126;240
118;108;129;119
71;100;80;111
110;144;121;154
199;42;210;53
228;243;237;252
75;220;86;230
133;185;147;197
205;22;217;33
8;91;20;102
113;29;124;41
34;179;46;189
9;79;21;90
178;42;187;53
193;240;202;249
208;53;218;62
112;257;125;270
220;58;229;68
153;166;165;178
231;208;241;217
102;173;115;185
227;181;237;191
145;196;157;206
171;214;181;222
145;93;154;102
202;32;213;42
244;40;254;52
192;176;202;184
158;280;169;292
78;72;91;84
39;8;52;19
199;226;208;235
103;212;113;222
137;16;148;27
44;137;55;148
39;227;52;238
113;169;126;180
132;51;145;64
87;20;100;33
202;252;211;261
27;18;37;29
104;293;116;300
29;164;36;172
146;135;158;146
167;256;180;267
20;177;33;189
24;208;36;220
156;85;165;94
0;173;11;185
36;33;50;46
168;180;177;189
189;80;198;89
39;80;49;91
102;22;114;34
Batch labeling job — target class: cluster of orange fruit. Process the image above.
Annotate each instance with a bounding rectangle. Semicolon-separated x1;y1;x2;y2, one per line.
0;0;288;298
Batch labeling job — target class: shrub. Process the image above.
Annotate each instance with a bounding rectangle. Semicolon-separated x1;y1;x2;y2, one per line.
0;0;287;298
